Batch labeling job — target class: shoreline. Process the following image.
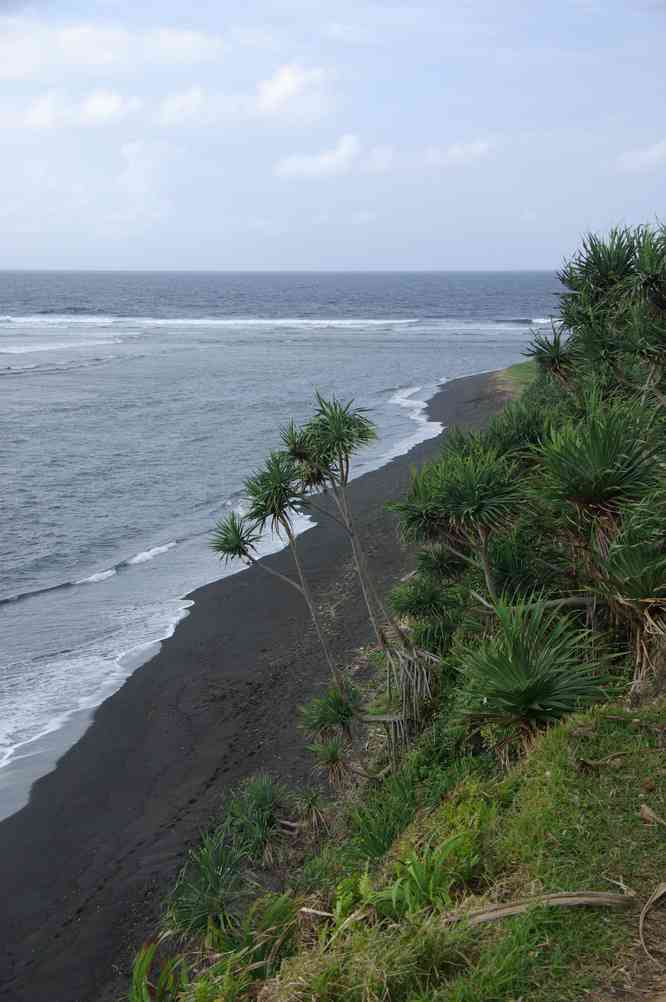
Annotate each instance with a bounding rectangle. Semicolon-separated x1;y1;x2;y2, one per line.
0;376;447;822
0;369;512;1002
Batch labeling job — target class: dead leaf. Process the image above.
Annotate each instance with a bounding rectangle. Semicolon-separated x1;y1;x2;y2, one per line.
442;890;633;928
577;752;628;771
639;882;666;964
642;779;657;793
640;803;666;827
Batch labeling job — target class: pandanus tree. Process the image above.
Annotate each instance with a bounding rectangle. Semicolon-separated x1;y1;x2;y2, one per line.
533;393;660;562
583;499;666;697
391;442;522;603
556;225;666;401
527;328;575;391
212;452;346;692
283;394;435;728
281;395;386;643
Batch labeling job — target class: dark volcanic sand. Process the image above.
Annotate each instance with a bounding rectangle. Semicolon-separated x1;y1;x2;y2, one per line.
0;371;511;1002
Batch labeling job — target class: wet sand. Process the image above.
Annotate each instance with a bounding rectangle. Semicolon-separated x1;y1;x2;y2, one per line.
0;370;511;1002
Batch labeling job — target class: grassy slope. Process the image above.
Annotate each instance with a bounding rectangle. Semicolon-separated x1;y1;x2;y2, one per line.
262;361;666;1002
134;362;666;1002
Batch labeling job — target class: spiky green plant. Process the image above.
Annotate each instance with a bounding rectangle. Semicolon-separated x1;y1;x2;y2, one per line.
534;394;660;538
526;329;574;390
165;834;249;940
211;511;262;565
392;445;522;601
300;686;362;740
585;499;666;694
456;599;603;750
225;774;286;865
213;452;344;689
309;736;348;789
129;943;189;1002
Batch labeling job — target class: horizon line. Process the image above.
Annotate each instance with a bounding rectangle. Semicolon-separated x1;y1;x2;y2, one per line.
0;266;560;275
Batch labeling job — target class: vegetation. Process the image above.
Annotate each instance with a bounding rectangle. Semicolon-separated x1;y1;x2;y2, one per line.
128;224;666;1002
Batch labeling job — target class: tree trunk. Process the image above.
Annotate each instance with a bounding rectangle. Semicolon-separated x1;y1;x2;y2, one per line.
282;520;346;692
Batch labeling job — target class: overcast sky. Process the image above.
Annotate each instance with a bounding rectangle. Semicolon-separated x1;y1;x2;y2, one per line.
1;1;665;270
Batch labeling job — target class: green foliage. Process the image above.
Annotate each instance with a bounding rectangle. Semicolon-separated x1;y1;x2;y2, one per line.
245;450;304;533
165;834;249;940
455;599;603;744
309;735;348;788
129;943;189;1002
390;575;448;619
348;767;420;859
392;444;522;548
300;686;362;740
210;510;261;564
526;328;574;387
225;773;286;863
534;392;660;523
372;833;477;918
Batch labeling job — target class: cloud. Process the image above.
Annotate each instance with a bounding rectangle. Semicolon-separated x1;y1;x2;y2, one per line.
275;134;361;178
422;141;492;167
0;17;225;80
16;90;142;129
617;139;666;173
158;64;328;126
275;136;493;178
256;64;326;113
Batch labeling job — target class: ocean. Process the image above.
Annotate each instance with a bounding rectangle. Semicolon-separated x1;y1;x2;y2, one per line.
0;270;560;819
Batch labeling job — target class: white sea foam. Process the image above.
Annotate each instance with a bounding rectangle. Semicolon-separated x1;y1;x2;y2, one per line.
0;314;420;329
76;568;117;584
0;340;119;354
127;542;177;564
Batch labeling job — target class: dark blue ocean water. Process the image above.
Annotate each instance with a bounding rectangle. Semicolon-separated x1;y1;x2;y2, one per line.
0;271;560;817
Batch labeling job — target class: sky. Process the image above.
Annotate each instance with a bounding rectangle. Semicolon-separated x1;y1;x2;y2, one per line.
1;0;665;270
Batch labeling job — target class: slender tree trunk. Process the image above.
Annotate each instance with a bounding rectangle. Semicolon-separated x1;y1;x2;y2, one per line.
247;555;304;595
477;527;498;602
282;519;346;692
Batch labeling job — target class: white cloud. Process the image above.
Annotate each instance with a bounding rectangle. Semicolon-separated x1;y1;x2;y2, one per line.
256;64;326;113
19;91;142;129
158;87;209;127
158;64;328;127
422;140;491;167
617;139;666;173
275;136;493;179
0;17;225;80
275;134;361;178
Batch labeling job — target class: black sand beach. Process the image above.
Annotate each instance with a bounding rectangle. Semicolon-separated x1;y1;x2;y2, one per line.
0;370;511;1002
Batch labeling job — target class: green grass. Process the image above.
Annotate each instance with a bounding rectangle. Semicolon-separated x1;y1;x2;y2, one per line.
262;700;666;1002
500;358;537;396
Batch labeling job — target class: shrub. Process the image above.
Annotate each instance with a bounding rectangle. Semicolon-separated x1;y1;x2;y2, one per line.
225;774;287;864
165;834;249;939
455;599;603;750
534;393;660;526
348;767;420;859
300;687;362;740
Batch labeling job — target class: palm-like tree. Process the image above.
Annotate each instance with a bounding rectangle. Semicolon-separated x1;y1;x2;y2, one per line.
527;329;574;390
392;444;522;601
282;397;392;650
212;453;344;691
534;394;660;551
584;499;666;696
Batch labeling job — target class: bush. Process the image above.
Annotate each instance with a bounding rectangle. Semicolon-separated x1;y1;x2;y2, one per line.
165;834;249;939
348;767;420;859
225;773;287;863
300;687;362;740
455;599;603;749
